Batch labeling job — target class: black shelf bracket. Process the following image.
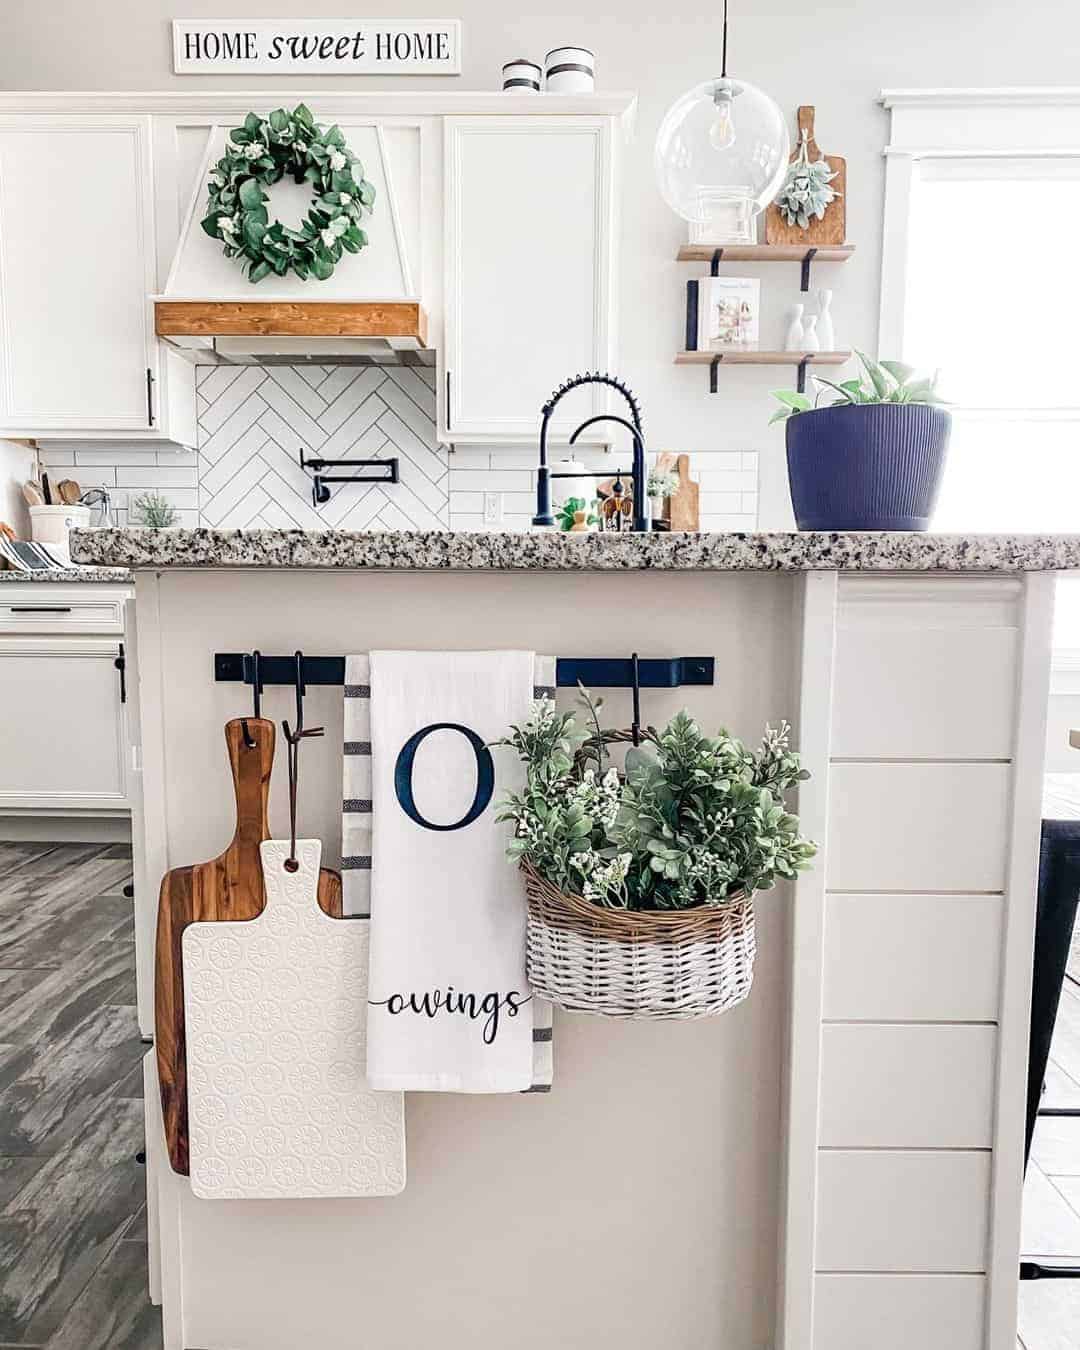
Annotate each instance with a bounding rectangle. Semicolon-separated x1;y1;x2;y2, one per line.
800;246;819;293
709;247;724;277
709;354;723;395
214;653;715;691
796;357;811;394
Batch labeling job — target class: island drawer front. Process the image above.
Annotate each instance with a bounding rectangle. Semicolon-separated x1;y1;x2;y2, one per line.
832;578;1020;761
819;1025;997;1149
823;895;1003;1021
815;1150;991;1272
814;1273;985;1350
826;762;1011;893
0;592;125;634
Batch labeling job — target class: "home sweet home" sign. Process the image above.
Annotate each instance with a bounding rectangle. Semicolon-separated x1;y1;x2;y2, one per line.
172;19;462;74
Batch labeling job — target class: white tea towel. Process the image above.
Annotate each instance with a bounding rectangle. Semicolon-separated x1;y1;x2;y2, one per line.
365;650;536;1092
343;655;555;1091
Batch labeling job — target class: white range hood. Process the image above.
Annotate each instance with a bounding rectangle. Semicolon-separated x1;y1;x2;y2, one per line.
154;122;430;363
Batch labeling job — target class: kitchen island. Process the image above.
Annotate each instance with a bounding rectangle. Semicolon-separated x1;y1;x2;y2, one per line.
70;527;1080;1350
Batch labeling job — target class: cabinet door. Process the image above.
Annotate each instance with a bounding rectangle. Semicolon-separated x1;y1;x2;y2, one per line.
0;637;129;812
443;116;616;441
0;117;157;433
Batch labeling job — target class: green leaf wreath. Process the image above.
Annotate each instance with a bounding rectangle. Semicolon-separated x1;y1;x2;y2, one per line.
200;104;375;284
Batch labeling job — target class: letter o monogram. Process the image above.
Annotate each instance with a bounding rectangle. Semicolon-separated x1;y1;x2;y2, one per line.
393;722;495;831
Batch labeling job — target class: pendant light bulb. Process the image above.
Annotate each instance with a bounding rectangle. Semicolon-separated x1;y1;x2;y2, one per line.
708;83;737;151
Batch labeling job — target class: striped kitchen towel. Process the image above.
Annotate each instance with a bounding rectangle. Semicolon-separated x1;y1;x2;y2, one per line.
342;654;554;1091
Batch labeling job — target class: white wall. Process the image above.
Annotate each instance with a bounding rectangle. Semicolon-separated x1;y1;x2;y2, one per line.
6;1;1078;525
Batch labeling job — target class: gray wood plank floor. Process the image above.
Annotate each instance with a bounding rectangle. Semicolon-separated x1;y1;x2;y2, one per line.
0;842;160;1350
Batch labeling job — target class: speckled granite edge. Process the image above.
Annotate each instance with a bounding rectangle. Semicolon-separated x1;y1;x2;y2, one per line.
0;566;132;584
69;527;1080;573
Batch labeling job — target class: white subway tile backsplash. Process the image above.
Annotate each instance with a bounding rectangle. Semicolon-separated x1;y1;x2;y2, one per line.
37;366;759;534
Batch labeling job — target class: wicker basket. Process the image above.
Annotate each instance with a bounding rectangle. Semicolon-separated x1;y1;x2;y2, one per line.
522;861;756;1020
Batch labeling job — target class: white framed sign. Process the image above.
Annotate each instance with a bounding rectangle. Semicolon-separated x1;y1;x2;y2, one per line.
172;19;462;75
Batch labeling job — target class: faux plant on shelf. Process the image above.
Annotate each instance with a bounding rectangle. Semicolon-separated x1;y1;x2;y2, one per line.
496;689;815;912
768;350;947;424
201;104;376;284
131;491;179;530
773;131;842;230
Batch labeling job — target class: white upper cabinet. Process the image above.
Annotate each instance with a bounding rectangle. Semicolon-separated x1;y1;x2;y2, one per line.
0;117;160;436
441;115;618;443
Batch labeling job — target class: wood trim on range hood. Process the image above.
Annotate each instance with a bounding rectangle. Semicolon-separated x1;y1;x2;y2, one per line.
154;300;427;345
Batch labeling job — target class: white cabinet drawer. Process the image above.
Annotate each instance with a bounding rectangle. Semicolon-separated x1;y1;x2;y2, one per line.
0;589;127;634
823;895;1003;1021
827;763;1010;892
815;1274;985;1350
833;624;1018;759
816;1150;991;1272
820;1025;996;1148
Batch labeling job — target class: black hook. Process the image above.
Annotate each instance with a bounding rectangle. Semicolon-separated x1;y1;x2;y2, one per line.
281;651;324;873
631;651;641;746
251;649;262;719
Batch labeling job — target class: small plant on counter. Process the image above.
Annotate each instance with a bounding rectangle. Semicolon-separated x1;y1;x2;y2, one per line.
495;690;815;912
555;496;598;532
131;491;179;530
768;350;946;425
646;467;680;501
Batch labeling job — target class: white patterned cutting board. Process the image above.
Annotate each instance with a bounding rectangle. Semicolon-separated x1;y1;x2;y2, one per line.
182;838;406;1200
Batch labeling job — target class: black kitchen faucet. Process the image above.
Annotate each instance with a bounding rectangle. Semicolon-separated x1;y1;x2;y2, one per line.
532;371;648;532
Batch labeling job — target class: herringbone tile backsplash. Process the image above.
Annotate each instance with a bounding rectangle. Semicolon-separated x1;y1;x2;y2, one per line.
197;364;447;530
36;363;758;533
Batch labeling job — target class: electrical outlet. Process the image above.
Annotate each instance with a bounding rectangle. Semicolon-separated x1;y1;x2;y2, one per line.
482;492;503;528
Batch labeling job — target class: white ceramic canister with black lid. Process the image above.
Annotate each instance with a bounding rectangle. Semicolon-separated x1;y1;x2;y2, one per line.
544;46;595;93
502;59;542;93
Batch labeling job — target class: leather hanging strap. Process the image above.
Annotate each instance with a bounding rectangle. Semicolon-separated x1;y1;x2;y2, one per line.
282;719;324;871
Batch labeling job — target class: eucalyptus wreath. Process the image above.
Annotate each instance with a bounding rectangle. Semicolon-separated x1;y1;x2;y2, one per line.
200;104;375;284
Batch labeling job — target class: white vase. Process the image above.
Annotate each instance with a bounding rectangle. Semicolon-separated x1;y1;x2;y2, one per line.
803;314;821;353
817;289;835;350
784;304;805;352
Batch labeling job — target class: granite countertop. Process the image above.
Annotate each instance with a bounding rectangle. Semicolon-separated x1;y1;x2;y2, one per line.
70;527;1080;573
0;566;132;584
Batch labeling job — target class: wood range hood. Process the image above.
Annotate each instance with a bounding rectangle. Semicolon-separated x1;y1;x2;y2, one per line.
154;299;430;366
155;122;431;365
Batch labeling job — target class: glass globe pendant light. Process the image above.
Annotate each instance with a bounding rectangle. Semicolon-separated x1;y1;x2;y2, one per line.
654;0;790;243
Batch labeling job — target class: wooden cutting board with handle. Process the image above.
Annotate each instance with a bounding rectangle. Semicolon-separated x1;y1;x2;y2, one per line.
765;105;846;247
155;717;343;1175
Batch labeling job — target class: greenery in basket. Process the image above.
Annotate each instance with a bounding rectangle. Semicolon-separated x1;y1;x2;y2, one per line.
201;104;375;284
769;350;947;425
494;691;816;911
131;491;178;529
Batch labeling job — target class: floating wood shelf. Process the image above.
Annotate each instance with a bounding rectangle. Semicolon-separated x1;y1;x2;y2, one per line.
675;349;851;394
677;242;854;291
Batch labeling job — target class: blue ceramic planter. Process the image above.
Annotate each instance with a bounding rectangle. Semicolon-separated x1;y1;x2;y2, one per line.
786;403;952;532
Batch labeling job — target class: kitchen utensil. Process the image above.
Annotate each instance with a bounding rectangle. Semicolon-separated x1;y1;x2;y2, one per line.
0;521;15;542
56;478;81;504
184;838;405;1199
765;105;846;247
21;481;44;508
40;472;52;505
653;452;700;532
155;716;344;1175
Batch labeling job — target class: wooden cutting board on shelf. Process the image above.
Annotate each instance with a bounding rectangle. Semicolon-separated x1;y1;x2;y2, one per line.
765;105;846;247
655;453;700;532
155;717;343;1175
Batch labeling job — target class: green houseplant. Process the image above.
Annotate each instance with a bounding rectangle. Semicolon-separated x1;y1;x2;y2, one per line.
494;692;815;1019
769;351;952;532
131;491;179;529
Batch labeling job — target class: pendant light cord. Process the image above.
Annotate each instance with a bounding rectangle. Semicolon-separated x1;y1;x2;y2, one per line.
721;0;728;77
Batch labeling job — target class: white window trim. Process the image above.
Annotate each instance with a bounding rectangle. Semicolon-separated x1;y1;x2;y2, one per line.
878;88;1080;353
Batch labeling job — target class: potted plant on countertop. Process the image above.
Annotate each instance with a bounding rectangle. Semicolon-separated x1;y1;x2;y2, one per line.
495;691;815;1019
131;491;179;530
646;464;680;525
769;351;951;531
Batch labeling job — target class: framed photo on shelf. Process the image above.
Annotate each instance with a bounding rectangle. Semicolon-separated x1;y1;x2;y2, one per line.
686;277;760;350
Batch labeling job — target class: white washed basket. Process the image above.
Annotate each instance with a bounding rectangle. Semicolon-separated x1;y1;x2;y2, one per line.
523;862;756;1020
